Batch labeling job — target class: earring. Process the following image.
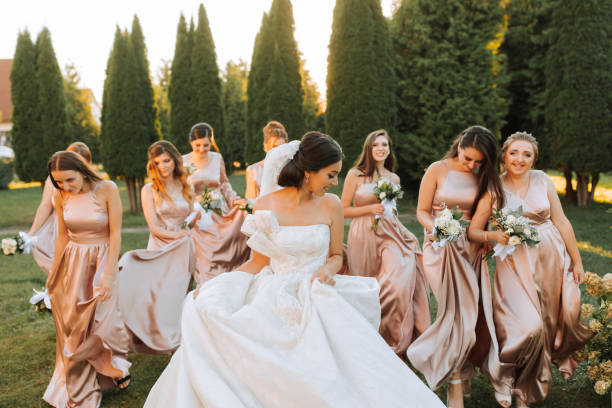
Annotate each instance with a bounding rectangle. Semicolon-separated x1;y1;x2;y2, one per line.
305;175;310;184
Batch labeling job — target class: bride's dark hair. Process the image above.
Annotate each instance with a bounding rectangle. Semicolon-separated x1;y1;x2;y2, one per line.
278;131;343;188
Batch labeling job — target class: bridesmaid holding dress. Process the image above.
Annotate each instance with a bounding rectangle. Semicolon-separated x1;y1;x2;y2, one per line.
118;141;199;354
341;129;429;354
245;121;288;200
407;126;504;408
468;132;592;407
183;122;250;284
24;142;92;275
44;151;131;408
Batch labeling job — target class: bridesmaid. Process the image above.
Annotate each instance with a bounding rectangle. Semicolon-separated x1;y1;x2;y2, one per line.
468;131;592;407
24;142;92;275
341;129;429;354
118;141;199;354
44;151;131;408
407;125;504;408
183;122;250;283
245;121;288;200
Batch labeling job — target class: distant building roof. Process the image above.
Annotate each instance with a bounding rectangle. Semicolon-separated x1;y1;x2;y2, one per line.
0;59;13;123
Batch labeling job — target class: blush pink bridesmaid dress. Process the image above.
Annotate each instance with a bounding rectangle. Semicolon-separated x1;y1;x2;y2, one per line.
117;186;196;354
245;160;264;200
183;152;250;283
44;181;131;408
407;166;496;390
486;170;592;405
346;182;430;354
27;177;57;275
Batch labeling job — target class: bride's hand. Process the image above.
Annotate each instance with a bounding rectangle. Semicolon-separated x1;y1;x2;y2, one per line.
311;266;336;286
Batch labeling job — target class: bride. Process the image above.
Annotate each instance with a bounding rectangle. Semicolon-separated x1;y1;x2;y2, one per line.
144;132;443;408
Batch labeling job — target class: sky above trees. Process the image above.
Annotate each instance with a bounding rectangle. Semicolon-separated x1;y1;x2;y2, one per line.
1;0;394;103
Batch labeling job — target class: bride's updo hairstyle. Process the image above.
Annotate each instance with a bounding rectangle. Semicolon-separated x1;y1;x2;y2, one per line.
278;131;343;188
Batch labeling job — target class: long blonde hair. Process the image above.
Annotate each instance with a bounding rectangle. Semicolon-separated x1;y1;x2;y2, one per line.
146;141;192;206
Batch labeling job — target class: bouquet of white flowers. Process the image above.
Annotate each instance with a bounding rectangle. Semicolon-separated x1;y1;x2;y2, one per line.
240;199;255;214
432;203;469;250
195;186;225;230
371;178;404;231
29;288;52;313
1;235;25;255
183;160;197;177
485;206;540;260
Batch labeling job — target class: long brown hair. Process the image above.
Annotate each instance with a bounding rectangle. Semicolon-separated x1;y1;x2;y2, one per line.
189;122;220;153
47;151;102;190
353;129;396;179
146;141;192;206
443;125;505;214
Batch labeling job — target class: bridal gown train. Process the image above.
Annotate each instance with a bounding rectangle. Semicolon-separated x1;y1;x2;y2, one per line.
144;211;444;408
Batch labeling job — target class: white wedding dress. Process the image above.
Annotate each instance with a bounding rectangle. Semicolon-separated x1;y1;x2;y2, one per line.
144;210;443;407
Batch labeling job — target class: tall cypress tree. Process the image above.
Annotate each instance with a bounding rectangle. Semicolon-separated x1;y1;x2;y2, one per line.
326;0;396;170
131;15;161;146
36;27;69;176
10;30;39;182
544;0;612;207
191;4;225;161
245;0;304;164
222;60;248;170
169;15;196;153
391;0;507;186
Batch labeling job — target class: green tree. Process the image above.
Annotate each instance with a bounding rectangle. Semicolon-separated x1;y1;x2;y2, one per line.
327;0;396;171
10;30;40;182
191;4;225;163
63;64;100;161
221;60;248;170
391;0;507;186
544;0;612;207
154;59;171;140
169;15;196;153
246;0;305;164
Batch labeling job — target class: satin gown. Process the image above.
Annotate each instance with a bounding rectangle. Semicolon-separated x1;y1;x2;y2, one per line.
407;167;496;390
346;182;430;354
29;177;57;275
144;211;445;408
44;182;131;408
245;160;264;200
486;170;592;404
184;152;250;284
118;186;196;354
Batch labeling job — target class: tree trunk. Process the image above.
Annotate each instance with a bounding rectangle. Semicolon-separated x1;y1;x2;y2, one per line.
125;176;137;214
563;167;577;204
587;172;599;204
135;177;145;214
576;172;588;208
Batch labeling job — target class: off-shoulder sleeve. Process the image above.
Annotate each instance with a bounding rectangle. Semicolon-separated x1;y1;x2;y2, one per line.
240;211;281;258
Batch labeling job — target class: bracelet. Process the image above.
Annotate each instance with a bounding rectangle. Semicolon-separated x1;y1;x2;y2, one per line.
484;231;488;242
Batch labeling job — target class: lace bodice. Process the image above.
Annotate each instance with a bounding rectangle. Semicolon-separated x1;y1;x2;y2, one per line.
241;211;329;276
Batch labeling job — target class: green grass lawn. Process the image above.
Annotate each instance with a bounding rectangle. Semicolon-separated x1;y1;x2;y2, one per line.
0;174;610;407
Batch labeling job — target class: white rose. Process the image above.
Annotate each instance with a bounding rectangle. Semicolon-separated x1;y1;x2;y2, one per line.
379;192;386;200
506;215;516;225
434;217;449;230
2;238;17;255
447;221;461;236
508;235;522;246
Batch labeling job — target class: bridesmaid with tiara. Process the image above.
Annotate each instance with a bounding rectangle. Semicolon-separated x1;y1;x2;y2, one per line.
468;132;591;407
245;120;288;200
22;142;92;275
118;141;199;354
341;129;429;354
183;122;250;283
44;151;131;408
407;125;504;408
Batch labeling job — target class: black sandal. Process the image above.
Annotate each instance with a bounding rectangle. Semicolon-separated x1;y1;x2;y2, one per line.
114;375;131;390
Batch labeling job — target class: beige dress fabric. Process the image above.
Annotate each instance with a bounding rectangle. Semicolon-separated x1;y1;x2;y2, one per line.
184;152;250;283
30;177;57;275
245;160;264;200
44;183;131;408
118;186;196;354
407;168;496;390
346;182;430;354
486;170;592;405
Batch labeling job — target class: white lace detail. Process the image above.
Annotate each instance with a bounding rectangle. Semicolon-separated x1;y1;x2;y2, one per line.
260;140;300;196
